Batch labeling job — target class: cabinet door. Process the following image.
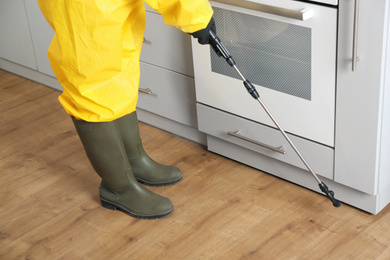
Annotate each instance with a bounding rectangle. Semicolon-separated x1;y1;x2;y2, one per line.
24;0;56;77
141;11;194;77
138;63;197;127
0;0;37;69
335;0;388;195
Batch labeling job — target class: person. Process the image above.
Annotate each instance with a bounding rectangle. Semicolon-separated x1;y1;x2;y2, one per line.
38;0;216;219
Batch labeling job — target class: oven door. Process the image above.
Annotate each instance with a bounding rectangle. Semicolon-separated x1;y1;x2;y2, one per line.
192;0;337;147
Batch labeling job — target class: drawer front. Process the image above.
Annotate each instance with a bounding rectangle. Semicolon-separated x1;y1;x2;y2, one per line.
137;62;197;127
141;11;194;77
197;104;334;179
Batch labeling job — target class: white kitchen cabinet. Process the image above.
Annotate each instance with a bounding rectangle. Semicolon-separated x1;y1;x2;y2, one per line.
137;6;205;143
328;0;390;211
24;0;55;78
138;62;197;127
335;0;390;199
192;0;390;214
138;10;198;128
0;0;61;90
0;0;37;70
197;104;335;179
140;10;194;77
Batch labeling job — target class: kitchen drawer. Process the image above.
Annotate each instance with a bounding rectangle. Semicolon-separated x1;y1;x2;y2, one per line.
197;103;334;179
137;62;197;127
141;11;194;77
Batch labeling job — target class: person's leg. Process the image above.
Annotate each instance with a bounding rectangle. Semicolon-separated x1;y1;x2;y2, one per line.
38;0;146;122
72;117;174;219
117;112;183;186
37;1;175;218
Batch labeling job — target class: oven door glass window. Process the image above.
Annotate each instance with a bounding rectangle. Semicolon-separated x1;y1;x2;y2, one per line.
211;7;312;100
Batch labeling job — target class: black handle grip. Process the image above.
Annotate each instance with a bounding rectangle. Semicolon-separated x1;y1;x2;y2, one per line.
209;30;236;67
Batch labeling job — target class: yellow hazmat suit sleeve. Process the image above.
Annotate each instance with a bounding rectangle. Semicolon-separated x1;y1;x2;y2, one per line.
144;0;213;33
38;0;213;122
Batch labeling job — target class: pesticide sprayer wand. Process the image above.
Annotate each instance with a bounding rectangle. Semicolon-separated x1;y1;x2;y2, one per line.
209;30;341;207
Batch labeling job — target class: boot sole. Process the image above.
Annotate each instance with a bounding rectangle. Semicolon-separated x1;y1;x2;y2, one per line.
135;176;183;187
100;197;174;219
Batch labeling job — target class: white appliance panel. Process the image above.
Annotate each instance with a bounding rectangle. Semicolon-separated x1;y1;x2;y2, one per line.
193;1;337;146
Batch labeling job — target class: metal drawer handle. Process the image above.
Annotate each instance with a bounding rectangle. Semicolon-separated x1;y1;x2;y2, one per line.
139;88;152;95
243;1;313;21
227;131;286;154
352;0;360;71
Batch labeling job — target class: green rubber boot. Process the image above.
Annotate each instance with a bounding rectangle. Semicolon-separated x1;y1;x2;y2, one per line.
72;117;174;219
117;112;183;187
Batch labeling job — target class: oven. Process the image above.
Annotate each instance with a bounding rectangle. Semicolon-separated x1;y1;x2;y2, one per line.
192;0;338;147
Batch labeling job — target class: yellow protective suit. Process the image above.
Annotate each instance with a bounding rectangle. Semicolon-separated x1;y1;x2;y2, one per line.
38;0;213;122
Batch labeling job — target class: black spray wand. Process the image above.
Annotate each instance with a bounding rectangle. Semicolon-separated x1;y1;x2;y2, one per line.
209;30;341;207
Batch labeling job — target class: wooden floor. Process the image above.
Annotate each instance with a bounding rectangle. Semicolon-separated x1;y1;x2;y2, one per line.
1;69;390;259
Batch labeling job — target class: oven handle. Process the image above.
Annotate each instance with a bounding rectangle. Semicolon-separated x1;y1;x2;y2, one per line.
227;130;286;154
242;0;313;21
352;0;360;71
